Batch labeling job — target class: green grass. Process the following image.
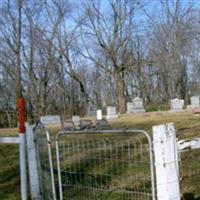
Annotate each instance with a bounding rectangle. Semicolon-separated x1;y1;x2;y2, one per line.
58;133;151;200
0;110;200;199
0;145;20;200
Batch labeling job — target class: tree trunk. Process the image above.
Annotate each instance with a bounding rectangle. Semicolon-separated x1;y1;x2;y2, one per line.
178;62;187;100
6;110;12;128
16;0;22;98
115;72;126;113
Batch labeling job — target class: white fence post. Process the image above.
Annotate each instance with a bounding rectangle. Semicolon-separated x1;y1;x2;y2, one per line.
19;133;27;200
26;122;42;200
153;123;180;200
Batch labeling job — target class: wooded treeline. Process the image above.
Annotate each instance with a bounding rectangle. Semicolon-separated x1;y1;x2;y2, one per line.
0;0;200;127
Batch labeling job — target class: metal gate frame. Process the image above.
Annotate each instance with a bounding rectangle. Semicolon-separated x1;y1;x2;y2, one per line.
33;122;57;200
55;129;156;200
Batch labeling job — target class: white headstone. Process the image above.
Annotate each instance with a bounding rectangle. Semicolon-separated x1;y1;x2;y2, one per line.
170;98;184;111
40;115;61;127
72;115;80;127
106;106;118;120
132;97;145;113
96;109;103;120
191;96;200;108
126;102;134;113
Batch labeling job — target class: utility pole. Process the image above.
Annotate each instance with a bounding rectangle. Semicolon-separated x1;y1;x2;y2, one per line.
16;1;27;199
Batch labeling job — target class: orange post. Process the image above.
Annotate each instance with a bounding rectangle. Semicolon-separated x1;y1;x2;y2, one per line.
17;96;26;133
17;96;27;199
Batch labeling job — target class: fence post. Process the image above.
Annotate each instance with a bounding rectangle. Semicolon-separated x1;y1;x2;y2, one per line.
17;97;27;200
26;122;42;200
152;123;180;200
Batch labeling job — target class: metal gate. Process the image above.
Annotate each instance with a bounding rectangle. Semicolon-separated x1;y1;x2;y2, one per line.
33;122;57;200
56;129;155;200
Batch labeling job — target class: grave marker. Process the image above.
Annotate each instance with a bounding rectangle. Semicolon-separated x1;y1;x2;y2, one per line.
87;105;98;116
106;106;118;120
170;98;184;112
40;115;61;127
126;102;134;113
132;97;145;113
62;120;74;130
191;96;200;108
96;109;103;120
72;116;80;127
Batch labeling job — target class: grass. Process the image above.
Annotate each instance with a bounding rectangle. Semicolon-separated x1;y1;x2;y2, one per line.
108;111;200;139
58;132;151;200
0;110;200;199
0;144;20;200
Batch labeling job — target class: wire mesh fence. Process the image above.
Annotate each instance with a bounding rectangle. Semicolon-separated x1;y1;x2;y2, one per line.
179;148;200;199
56;129;155;200
34;123;57;200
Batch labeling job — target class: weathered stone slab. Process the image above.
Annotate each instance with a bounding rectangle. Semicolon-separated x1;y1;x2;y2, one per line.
106;106;118;120
62;120;74;130
87;105;98;116
170;98;184;111
72;115;80;127
191;96;200;108
40;115;61;127
126;102;134;113
132;97;145;113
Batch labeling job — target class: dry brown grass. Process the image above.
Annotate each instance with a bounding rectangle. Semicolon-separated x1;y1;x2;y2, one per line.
107;111;200;139
0;110;200;199
0;128;18;136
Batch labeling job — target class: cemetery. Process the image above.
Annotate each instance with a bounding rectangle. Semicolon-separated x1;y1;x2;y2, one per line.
0;0;200;200
1;105;200;200
1;94;200;200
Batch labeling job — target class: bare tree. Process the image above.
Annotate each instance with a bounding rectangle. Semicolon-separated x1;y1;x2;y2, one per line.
147;0;195;100
79;0;143;113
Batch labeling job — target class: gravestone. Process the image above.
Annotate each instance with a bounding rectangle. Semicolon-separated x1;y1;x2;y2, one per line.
106;106;118;120
132;97;145;113
62;120;74;131
87;105;98;116
126;102;134;113
170;98;184;111
72;115;80;127
96;109;103;120
191;96;200;108
40;115;61;127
